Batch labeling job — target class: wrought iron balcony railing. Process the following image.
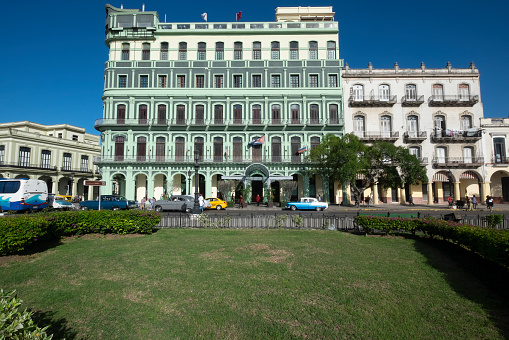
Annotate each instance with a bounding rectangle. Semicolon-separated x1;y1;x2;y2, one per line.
428;95;479;107
432;157;484;167
348;95;397;107
404;131;427;142
95;155;313;165
432;129;482;142
491;156;509;164
401;95;425;107
0;162;58;171
353;131;399;141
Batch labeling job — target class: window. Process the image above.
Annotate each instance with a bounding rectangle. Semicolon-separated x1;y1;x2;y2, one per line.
160;42;168;60
140;75;148;88
157;105;166;125
233;105;242;124
252;143;262;162
354;116;365;137
197;42;206;60
253;41;261;60
142;43;150;60
459;84;470;100
80;155;89;172
291;104;300;124
119;75;127;88
194;137;204;161
234;42;243;60
290;41;299;60
233;75;242;88
19;147;30;167
309;41;318;59
433;84;443;100
379;84;390;101
310;104;319;124
434;115;446;136
0;145;4;164
311;137;320;150
214;75;223;88
195;105;205;125
41;150;51;169
252;75;261;88
271;137;281;162
271;75;280;88
327;41;336;59
158;75;167;88
115;136;124;161
436;147;447;163
175;137;185;161
406;84;417;100
62;153;71;171
409;147;421;159
291;137;301;162
121;43;130;60
407;115;418;137
156;137;165;161
195;75;204;88
271;41;280;60
179;42;187;60
215;42;224;60
381;116;392;137
214;137;223;162
463;147;473;163
177;75;185;88
214;105;223;124
233;137;243;161
139;105;148;124
329;104;339;124
461;115;472;130
309;75;318;88
272;104;281;124
290;75;299;88
493;137;507;163
328;74;338;87
252;105;261;124
72;135;78;141
353;84;364;101
176;105;186;125
117;105;126;124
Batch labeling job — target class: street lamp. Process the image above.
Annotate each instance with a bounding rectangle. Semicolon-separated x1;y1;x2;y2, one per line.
192;150;202;214
70;172;75;197
447;170;453;202
187;169;192;196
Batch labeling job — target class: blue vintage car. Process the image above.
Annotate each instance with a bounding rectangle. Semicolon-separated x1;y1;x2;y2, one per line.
285;197;329;211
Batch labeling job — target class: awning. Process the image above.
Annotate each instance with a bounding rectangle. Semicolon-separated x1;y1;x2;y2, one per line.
460;171;477;180
432;172;449;182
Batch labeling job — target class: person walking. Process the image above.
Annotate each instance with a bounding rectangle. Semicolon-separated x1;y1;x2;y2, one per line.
447;195;453;209
198;194;205;212
472;195;477;209
408;194;415;206
256;194;261;206
141;197;146;210
364;196;370;207
151;197;156;210
239;194;243;209
487;195;494;212
466;196;472;211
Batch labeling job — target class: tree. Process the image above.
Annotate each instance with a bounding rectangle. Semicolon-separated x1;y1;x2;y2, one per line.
309;134;428;204
217;180;238;201
280;180;298;203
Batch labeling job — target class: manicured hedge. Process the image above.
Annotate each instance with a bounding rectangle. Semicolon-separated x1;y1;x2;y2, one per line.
355;215;509;267
0;210;160;256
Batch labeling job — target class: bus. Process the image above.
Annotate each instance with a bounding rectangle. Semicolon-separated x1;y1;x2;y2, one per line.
0;178;48;212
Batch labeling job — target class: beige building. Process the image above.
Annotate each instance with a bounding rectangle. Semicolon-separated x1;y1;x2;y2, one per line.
343;62;486;205
0;121;101;199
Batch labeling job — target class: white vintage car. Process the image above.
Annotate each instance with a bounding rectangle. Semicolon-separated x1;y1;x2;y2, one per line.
285;197;328;211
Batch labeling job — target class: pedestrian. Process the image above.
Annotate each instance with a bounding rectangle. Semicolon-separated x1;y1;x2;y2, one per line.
318;195;322;202
487;195;494;212
256;194;261;206
447;195;453;209
409;194;415;206
239;194;243;209
466;196;472;211
141;197;146;210
198;194;205;212
472;195;477;210
151;197;156;210
364;196;370;207
354;194;359;208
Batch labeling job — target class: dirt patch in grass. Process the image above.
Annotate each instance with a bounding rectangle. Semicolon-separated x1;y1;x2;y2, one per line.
235;243;293;263
200;248;230;260
62;233;144;242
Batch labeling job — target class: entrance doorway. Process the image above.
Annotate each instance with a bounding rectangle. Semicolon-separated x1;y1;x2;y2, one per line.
503;177;509;202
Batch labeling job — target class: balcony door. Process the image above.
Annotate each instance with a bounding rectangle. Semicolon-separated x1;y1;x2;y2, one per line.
463;147;473;163
137;137;146;161
405;84;417;101
271;105;281;124
461;115;472;131
379;85;390;101
117;105;126;125
271;137;281;162
494;137;506;163
459;84;470;101
115;137;124;161
436;147;446;164
435;115;446;136
291;137;301;163
354;116;365;138
353;84;363;101
381;116;391;138
156;137;165;161
407;116;418;137
194;137;204;162
433;84;443;101
409;147;420;159
233;137;243;162
233;105;242;124
175;137;185;161
214;137;223;162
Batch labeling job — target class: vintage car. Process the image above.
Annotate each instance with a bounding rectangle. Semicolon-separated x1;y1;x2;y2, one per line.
153;195;195;212
79;195;138;211
205;197;227;210
285;197;328;211
47;194;73;210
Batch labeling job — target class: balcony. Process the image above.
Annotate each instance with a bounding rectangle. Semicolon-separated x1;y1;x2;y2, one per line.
491;156;509;165
418;157;428;165
95;155;312;165
432;157;484;168
0;162;58;171
404;131;427;143
401;95;425;107
354;131;399;142
348;95;397;107
428;95;479;107
432;129;482;143
60;167;95;174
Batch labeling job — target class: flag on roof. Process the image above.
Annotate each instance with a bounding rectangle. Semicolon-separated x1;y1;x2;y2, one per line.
297;146;307;154
236;11;242;21
201;13;208;21
248;135;264;146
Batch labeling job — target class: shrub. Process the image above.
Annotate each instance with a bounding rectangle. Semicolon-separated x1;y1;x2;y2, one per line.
0;289;53;339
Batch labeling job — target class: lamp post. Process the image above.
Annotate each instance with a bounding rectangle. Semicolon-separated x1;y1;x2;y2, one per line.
187;169;192;196
447;170;453;202
192;150;202;214
70;172;75;197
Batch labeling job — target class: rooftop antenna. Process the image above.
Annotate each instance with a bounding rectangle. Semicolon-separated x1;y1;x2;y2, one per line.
142;3;145;12
120;4;123;9
165;14;167;22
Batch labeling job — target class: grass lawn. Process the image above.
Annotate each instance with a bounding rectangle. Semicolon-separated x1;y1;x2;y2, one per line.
1;229;508;339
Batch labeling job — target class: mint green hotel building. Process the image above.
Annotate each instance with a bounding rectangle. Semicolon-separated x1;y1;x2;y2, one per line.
95;4;344;203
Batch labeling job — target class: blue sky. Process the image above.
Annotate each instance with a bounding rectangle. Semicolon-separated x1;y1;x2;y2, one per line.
1;0;507;135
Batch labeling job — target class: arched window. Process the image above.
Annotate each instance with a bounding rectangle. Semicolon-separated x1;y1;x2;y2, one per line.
329;104;338;124
214;105;223;124
175;137;185;161
461;115;472;130
178;42;187;60
117;104;126;124
156;137;165;161
194;137;204;161
121;43;130;60
233;137;243;161
271;41;280;60
115;136;124;161
291;137;301;162
379;84;390;101
271;104;281;124
327;41;336;59
407;115;419;137
214;137;223;162
160;42;168;60
138;105;147;124
310;137;320;150
310;104;319;124
381;115;392;137
195;105;204;125
137;136;146;161
354;116;365;137
271;137;281;162
290;41;299;60
291;104;300;124
309;41;318;59
252;105;261;124
142;43;150;60
253;41;261;60
405;84;417;100
234;42;243;60
233;105;242;124
197;42;206;60
353;84;364;101
176;105;186;125
215;42;224;60
157;105;166;125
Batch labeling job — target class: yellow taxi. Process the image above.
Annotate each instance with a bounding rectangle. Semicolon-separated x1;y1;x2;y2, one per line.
205;197;227;210
56;195;73;202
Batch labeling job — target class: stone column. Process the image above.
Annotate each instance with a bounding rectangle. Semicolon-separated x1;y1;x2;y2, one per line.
302;173;310;197
373;183;379;205
453;182;461;202
147;172;155;200
427;182;433;204
399;187;406;205
479;181;491;204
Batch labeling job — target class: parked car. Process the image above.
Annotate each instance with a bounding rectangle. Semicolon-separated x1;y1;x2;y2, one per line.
285;197;328;211
47;194;73;210
153;195;195;212
205;197;227;210
79;195;138;211
58;195;73;202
